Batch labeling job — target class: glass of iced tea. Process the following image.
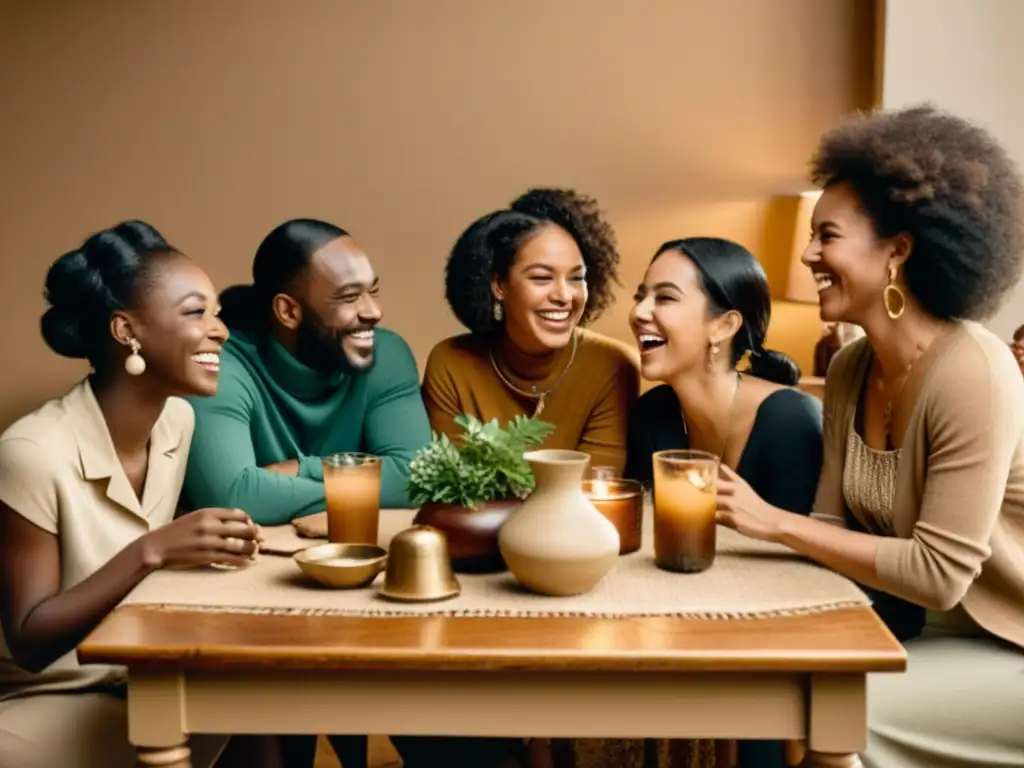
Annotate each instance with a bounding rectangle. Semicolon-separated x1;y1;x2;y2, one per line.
652;449;720;573
322;453;382;545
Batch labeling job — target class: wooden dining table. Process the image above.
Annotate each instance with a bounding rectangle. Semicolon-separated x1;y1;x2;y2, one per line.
79;601;905;768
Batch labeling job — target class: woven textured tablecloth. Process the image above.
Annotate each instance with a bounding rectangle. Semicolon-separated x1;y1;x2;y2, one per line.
122;507;869;619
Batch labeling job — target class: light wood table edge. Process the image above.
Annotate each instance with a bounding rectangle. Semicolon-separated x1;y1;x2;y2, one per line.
78;604;902;768
81;605;906;673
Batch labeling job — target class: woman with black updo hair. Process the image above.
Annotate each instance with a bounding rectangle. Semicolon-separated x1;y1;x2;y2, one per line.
0;221;268;768
569;237;822;768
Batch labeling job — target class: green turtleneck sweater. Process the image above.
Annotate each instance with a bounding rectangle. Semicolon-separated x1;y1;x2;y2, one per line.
182;328;431;525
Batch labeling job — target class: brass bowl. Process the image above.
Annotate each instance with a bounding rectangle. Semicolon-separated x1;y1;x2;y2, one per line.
293;543;388;589
380;525;461;602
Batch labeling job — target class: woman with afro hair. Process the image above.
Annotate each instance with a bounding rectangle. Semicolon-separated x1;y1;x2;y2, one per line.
714;104;1024;767
422;187;640;474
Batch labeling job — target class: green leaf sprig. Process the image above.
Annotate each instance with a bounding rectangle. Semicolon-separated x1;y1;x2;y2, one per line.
406;414;555;509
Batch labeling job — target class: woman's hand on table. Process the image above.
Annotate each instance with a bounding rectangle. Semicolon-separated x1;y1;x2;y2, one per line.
140;507;260;570
715;464;787;542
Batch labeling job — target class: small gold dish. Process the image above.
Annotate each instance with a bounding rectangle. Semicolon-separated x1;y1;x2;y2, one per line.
380;525;461;602
293;543;388;589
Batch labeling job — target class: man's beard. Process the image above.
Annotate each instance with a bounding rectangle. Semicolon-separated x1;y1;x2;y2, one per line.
294;309;375;375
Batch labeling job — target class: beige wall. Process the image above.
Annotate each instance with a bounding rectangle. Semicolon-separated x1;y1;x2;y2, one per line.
877;0;1024;340
0;0;873;428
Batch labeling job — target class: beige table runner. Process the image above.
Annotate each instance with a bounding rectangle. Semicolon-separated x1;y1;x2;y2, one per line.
123;508;869;619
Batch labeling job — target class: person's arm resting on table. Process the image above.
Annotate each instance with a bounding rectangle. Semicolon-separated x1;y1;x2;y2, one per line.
185;373;325;525
719;346;1016;611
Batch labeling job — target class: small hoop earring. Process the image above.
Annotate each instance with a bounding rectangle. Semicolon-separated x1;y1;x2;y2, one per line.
884;265;906;320
125;338;146;376
706;341;720;373
493;301;504;322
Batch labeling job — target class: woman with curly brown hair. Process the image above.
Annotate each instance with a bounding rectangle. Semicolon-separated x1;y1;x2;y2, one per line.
422;188;640;473
714;104;1024;767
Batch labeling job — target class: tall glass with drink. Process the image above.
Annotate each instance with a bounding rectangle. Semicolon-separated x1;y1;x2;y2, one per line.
652;449;720;573
322;453;382;545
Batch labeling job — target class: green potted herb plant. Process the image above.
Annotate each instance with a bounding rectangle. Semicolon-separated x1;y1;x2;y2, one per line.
408;413;554;573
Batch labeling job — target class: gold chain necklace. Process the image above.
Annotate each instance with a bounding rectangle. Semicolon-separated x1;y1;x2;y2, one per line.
873;362;912;449
682;372;742;462
488;332;579;418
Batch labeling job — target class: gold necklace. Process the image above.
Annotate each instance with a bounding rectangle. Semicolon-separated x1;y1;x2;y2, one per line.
873;363;911;448
488;332;579;418
682;372;742;462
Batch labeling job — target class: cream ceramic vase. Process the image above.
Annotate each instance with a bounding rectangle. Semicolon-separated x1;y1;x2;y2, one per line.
498;449;621;596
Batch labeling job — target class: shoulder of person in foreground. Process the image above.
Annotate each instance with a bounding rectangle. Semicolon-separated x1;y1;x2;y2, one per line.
420;333;490;438
745;386;823;515
575;328;641;425
751;385;823;439
181;338;328;523
363;328;424;393
0;397;73;536
923;323;1024;426
623;383;680;485
184;336;261;438
576;327;641;379
161;395;196;445
421;333;488;391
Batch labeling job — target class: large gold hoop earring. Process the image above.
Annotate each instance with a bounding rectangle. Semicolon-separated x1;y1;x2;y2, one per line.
883;265;906;320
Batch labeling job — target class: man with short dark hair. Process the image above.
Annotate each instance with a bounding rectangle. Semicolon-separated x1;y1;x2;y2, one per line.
182;218;430;524
182;219;518;768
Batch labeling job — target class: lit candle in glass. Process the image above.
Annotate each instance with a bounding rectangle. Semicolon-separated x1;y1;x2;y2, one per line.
581;467;644;555
652;450;719;573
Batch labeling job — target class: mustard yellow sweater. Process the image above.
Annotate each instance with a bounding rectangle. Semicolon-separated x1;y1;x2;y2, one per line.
421;328;640;475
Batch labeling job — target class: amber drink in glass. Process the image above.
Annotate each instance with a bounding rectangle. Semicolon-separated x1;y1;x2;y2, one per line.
322;453;382;545
652;450;719;573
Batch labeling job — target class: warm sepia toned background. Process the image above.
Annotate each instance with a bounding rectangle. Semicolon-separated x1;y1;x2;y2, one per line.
7;0;1021;433
0;0;873;428
877;0;1024;342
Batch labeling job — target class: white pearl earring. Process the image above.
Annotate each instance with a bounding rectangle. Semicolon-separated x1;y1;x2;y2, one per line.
124;338;146;376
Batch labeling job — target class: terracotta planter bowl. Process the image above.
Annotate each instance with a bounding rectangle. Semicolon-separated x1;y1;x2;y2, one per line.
413;498;520;573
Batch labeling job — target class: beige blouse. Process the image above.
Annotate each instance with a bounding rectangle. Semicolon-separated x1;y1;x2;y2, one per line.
812;323;1024;651
0;379;195;700
842;425;983;635
842;427;900;535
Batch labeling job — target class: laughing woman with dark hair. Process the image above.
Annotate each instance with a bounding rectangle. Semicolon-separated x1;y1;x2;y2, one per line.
422;187;640;474
714;105;1024;767
625;237;822;504
619;236;823;768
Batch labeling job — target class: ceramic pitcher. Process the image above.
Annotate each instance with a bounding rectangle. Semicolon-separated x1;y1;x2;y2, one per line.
498;449;620;596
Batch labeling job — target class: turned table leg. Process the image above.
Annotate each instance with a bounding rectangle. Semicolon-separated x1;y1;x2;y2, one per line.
128;673;192;768
803;674;867;768
135;745;192;767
